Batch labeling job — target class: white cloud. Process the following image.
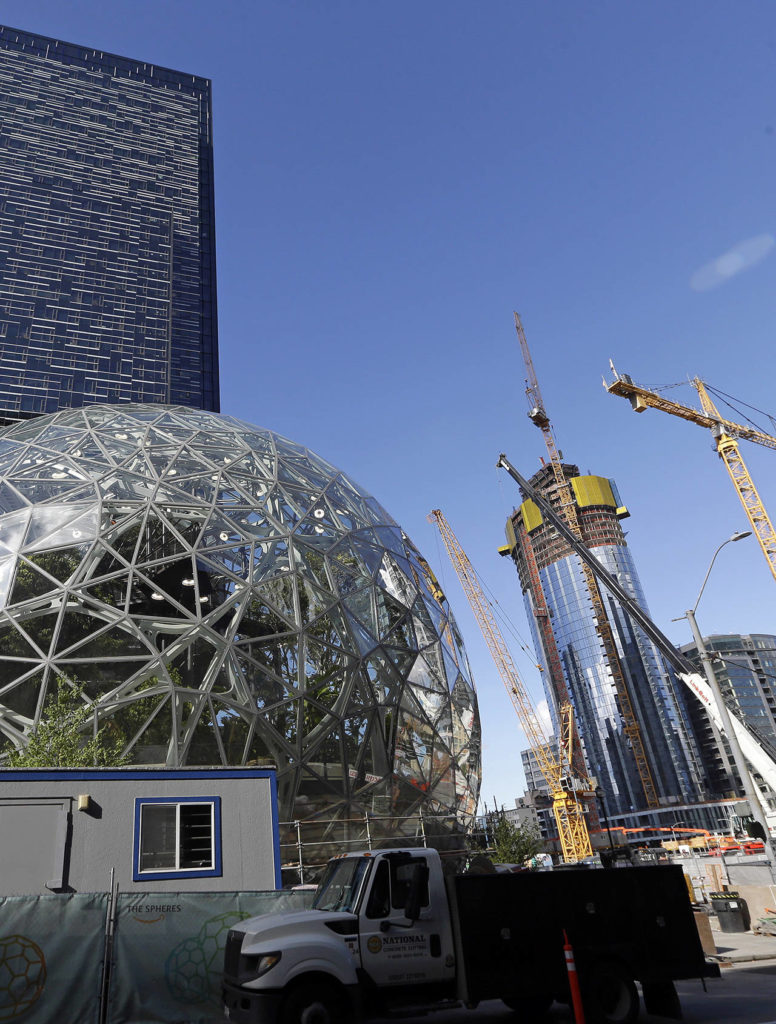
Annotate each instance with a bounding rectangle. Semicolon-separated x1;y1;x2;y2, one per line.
690;234;774;291
535;698;554;737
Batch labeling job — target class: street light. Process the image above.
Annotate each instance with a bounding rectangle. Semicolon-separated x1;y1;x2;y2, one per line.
671;819;686;851
681;531;776;881
691;531;751;614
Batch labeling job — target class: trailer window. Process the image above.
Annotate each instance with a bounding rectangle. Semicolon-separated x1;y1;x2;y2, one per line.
133;797;221;880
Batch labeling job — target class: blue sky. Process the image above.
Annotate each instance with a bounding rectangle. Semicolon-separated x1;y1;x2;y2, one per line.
4;1;774;811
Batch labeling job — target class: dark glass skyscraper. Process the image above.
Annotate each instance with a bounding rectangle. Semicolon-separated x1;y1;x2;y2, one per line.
0;26;219;422
503;463;706;820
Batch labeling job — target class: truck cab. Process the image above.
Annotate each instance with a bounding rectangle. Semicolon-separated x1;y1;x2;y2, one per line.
222;848;456;1024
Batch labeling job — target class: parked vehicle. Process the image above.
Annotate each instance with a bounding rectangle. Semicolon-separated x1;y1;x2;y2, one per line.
222;847;719;1024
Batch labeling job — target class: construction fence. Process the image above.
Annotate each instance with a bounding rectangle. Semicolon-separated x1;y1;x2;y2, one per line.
0;887;314;1024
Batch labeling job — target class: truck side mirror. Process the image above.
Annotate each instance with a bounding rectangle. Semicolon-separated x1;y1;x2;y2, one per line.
404;862;429;922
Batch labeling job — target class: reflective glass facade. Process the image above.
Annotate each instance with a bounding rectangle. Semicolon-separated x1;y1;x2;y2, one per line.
0;406;480;852
507;464;704;818
680;633;776;810
0;27;219;422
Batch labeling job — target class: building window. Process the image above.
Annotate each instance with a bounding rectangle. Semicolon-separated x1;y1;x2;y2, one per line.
133;797;221;880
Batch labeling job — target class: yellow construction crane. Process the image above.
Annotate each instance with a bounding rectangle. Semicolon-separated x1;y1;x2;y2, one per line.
515;314;660;809
605;365;776;584
428;508;593;863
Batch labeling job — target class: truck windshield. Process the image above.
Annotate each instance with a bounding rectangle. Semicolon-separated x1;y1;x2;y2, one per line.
312;857;371;913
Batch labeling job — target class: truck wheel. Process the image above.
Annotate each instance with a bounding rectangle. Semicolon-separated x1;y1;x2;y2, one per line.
502;991;553;1019
280;981;346;1024
583;962;638;1024
642;979;681;1018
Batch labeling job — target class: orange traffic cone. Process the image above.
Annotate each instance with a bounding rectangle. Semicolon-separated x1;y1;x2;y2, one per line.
563;929;586;1024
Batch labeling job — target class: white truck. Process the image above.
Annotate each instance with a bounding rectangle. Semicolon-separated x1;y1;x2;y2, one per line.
222;847;718;1024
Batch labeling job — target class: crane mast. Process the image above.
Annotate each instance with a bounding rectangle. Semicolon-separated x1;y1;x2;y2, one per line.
428;508;593;862
605;366;776;584
514;314;660;809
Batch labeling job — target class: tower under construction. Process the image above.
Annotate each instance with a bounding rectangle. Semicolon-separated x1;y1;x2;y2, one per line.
502;461;706;820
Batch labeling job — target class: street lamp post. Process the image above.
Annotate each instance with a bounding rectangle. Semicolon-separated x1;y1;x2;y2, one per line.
671;819;686;853
682;531;776;881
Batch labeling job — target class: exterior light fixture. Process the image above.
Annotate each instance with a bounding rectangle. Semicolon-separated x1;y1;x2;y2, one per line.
150;592;164;601
692;531;753;614
182;578;195;587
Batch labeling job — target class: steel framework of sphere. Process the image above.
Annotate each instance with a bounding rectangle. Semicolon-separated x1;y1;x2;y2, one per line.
0;406;480;850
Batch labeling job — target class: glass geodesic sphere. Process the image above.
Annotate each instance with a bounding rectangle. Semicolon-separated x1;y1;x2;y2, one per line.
0;406;480;841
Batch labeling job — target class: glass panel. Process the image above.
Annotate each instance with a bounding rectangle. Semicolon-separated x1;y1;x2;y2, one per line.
253;577;296;624
0;482;27;516
0;619;39;660
0;509;32;557
179;804;213;868
111;691;170;753
312;855;371;913
139;804;176;870
12;610;59;656
24;504;98;550
183;706;225;766
9;561;60;604
0;670;44;720
365;859;390;918
391;858;429;909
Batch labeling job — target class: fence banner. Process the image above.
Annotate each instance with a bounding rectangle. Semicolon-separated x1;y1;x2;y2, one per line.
107;889;315;1024
0;892;108;1024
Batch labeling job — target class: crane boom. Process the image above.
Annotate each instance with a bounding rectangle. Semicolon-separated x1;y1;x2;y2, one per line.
605;367;776;450
428;508;593;862
605;366;776;583
515;315;659;809
496;452;776;805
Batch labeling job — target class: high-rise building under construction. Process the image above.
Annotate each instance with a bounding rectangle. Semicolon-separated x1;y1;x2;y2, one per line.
502;461;706;820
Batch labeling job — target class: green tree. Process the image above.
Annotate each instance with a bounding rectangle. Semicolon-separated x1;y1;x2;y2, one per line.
4;678;128;768
491;816;544;866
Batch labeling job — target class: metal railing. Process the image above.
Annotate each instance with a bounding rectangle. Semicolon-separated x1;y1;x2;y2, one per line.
278;811;469;883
